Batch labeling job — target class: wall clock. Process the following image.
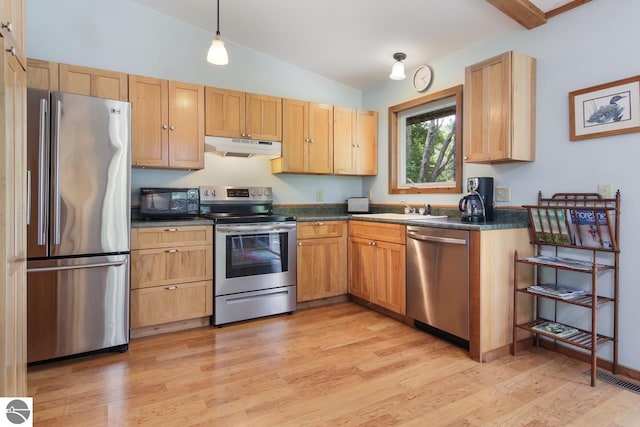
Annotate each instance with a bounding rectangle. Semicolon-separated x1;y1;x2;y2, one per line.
412;65;433;92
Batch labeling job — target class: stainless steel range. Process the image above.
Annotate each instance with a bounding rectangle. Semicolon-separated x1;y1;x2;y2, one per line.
199;186;297;326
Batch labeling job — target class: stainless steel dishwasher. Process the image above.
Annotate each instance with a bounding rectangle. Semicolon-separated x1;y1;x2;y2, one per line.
406;226;469;346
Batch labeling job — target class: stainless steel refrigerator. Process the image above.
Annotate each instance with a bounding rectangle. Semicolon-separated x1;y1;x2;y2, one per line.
26;89;131;363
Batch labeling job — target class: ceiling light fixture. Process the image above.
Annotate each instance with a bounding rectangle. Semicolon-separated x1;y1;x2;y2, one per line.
389;52;407;80
207;0;229;65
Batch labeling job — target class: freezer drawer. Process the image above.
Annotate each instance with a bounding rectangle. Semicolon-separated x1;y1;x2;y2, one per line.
27;254;130;363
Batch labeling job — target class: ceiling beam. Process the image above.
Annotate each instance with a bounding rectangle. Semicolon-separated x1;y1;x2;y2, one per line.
486;0;546;29
545;0;591;19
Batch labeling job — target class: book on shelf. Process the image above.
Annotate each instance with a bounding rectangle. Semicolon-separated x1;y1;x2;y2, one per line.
531;321;579;338
527;283;586;299
522;255;608;271
569;208;614;249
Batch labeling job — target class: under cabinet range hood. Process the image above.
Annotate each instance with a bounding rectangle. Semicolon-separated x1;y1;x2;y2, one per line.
205;136;282;158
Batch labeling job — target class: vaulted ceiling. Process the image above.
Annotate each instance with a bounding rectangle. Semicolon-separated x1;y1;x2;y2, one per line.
132;0;589;89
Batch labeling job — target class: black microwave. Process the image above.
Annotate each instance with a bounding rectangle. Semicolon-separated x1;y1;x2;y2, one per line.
139;188;200;219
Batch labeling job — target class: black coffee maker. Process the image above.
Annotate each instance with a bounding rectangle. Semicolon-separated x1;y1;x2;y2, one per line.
459;177;494;222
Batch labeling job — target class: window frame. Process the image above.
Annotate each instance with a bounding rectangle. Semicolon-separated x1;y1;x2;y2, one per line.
388;85;463;194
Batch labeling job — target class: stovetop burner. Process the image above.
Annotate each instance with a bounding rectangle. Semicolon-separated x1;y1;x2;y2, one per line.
199;212;296;224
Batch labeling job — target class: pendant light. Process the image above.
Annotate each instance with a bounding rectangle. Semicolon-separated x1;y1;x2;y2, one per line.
207;0;229;65
389;52;406;80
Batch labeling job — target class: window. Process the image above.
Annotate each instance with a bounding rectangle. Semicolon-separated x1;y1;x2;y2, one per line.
389;85;463;194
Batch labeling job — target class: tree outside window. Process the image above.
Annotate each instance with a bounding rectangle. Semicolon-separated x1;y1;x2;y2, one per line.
389;85;462;194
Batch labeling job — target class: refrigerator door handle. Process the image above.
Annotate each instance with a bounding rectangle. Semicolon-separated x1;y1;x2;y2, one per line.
52;99;62;245
37;97;48;245
26;170;31;225
27;259;127;273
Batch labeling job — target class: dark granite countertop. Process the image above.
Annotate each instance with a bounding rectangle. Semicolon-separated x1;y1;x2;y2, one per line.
131;217;214;228
345;215;528;231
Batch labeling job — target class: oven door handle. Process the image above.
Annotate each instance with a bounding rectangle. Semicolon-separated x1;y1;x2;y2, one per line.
216;223;296;234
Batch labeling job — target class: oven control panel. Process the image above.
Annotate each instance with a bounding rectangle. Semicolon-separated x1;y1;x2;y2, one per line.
199;186;273;203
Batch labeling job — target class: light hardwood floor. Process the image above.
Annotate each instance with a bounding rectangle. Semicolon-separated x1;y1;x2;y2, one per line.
27;302;640;426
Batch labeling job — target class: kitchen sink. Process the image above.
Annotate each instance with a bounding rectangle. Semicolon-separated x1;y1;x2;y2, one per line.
351;213;448;221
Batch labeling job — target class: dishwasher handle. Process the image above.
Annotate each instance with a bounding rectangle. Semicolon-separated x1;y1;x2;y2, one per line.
407;232;467;245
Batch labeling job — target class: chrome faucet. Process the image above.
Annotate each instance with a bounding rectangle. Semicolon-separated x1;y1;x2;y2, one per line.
400;200;415;214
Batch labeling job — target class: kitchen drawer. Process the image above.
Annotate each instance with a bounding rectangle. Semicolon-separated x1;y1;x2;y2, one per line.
349;220;406;244
131;226;212;249
130;280;213;328
130;245;213;289
297;220;345;239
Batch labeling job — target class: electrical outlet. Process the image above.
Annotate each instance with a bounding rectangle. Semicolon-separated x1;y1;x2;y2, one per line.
495;186;511;202
597;184;612;198
315;189;323;201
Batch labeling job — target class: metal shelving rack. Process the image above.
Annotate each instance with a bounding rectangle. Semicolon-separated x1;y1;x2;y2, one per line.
512;191;620;386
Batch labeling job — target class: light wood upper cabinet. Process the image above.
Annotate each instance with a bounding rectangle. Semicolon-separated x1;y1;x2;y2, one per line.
297;221;347;302
272;99;333;174
348;221;406;315
205;87;282;141
0;0;25;68
59;64;128;101
463;51;536;163
26;58;58;90
129;75;204;169
334;107;377;176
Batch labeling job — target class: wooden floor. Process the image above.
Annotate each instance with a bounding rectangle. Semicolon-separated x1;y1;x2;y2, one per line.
28;302;640;426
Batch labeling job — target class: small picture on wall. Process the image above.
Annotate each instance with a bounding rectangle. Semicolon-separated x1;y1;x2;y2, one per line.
569;75;640;141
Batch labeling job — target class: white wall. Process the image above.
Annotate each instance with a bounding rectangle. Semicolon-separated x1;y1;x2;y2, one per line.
363;0;640;371
27;0;640;371
26;0;365;204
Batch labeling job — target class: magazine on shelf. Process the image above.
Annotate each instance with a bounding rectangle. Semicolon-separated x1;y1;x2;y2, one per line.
532;321;579;338
569;209;614;249
522;255;608;271
530;208;571;244
547;208;571;245
527;284;585;299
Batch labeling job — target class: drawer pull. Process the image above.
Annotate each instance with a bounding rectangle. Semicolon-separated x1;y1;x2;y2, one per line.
316;222;325;226
166;249;178;253
166;228;178;232
166;286;178;290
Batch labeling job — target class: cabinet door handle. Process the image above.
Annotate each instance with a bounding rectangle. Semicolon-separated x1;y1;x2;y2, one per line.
316;222;325;226
298;242;303;246
6;46;16;56
165;228;178;232
368;241;376;246
166;286;178;290
169;125;175;131
1;22;12;32
166;249;178;253
162;124;168;129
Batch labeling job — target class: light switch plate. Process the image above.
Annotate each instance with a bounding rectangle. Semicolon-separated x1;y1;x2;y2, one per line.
495;186;511;202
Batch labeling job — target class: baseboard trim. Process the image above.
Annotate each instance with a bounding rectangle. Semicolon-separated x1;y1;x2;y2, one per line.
130;317;210;339
537;338;640;382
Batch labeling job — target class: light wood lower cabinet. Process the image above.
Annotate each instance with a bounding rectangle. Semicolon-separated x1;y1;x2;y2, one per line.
130;226;213;335
348;221;406;315
296;221;347;302
131;280;212;328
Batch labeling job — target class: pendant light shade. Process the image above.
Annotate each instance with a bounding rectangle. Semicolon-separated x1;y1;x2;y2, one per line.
207;35;228;65
207;0;229;65
389;52;406;80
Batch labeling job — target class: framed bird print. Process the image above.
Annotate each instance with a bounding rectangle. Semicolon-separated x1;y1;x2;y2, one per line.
569;75;640;141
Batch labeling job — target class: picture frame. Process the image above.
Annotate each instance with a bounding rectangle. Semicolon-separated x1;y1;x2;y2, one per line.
569;75;640;141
